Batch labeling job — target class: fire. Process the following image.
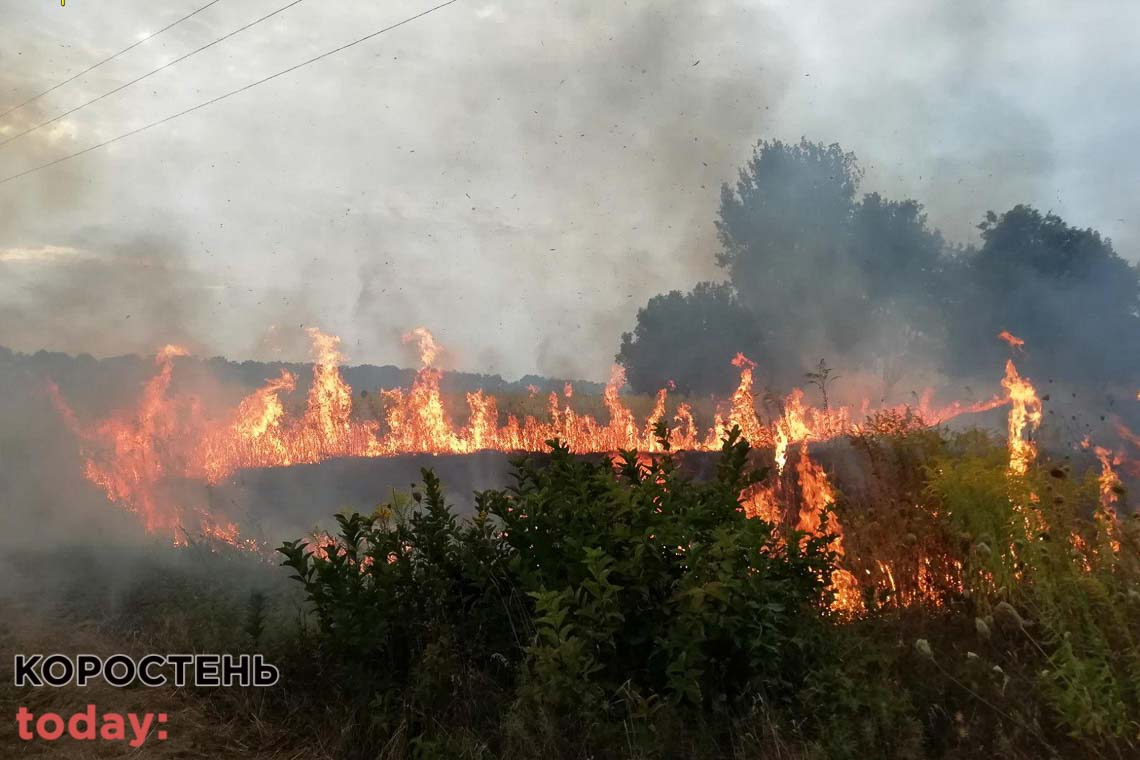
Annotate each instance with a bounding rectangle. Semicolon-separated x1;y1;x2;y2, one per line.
54;327;1024;552
794;443;862;615
914;392;1008;426
51;345;194;534
795;445;835;535
235;370;294;442
194;329;383;476
643;388;669;452
305;329;357;448
740;482;780;523
1093;446;1123;554
1001;359;1042;475
53;326;1078;619
738;445;863;615
720;353;768;449
403;327;442;367
773;388;811;474
997;330;1025;351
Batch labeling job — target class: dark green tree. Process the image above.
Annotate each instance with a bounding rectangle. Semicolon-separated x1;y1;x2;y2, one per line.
621;139;950;394
619;137;1140;399
716;140;950;373
616;282;766;395
715;139;860;357
947;205;1140;383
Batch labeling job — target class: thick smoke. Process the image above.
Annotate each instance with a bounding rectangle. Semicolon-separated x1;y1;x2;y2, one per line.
1;2;1139;557
3;2;1134;379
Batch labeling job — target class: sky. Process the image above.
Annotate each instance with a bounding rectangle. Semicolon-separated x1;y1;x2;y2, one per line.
0;0;1137;381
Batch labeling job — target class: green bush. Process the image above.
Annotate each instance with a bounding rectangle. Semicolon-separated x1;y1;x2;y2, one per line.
279;428;834;755
277;425;1140;758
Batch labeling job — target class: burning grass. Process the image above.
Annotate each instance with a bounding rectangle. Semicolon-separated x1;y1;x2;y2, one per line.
3;418;1138;758
22;326;1140;757
48;327;1010;547
264;424;1138;759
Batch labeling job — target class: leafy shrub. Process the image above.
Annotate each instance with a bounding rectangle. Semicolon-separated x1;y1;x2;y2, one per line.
279;429;834;755
279;471;519;749
277;424;1140;758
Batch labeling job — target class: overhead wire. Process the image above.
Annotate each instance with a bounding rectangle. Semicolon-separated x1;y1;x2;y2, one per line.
0;0;311;150
0;0;464;187
0;0;227;121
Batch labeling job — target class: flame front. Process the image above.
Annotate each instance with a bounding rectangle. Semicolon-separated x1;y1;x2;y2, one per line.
1094;446;1123;554
53;324;1029;610
795;443;863;615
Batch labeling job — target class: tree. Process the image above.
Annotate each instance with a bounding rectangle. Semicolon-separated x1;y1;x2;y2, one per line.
616;282;765;395
715;140;860;356
713;139;948;390
620;137;1140;400
947;205;1140;384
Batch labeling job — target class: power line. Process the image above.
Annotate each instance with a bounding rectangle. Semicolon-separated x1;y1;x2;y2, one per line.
0;0;310;150
0;0;463;188
0;0;227;122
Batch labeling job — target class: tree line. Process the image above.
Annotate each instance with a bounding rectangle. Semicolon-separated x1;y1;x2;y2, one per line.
617;139;1140;397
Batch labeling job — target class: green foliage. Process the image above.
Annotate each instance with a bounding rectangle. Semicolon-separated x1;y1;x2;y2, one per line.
798;623;925;760
280;429;833;755
947;204;1140;382
620;136;1140;396
277;426;1140;757
715;139;948;388
501;434;832;723
922;438;1140;747
278;469;519;746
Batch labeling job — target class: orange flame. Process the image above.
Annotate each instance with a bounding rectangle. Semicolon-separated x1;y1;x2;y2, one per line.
740;482;781;523
774;388;812;474
1001;359;1042;475
1093;446;1123;554
53;329;1023;548
794;443;862;615
403;327;442;367
997;330;1025;351
52;345;197;534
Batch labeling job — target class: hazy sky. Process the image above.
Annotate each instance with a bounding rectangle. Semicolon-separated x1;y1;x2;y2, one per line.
1;0;1137;380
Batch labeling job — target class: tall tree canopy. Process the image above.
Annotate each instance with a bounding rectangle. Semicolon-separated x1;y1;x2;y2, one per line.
947;205;1140;383
618;138;1140;398
716;140;948;379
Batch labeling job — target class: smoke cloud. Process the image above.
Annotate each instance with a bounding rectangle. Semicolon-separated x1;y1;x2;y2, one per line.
0;0;1137;380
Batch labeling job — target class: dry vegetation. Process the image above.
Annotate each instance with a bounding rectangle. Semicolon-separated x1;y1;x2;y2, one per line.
3;423;1138;759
